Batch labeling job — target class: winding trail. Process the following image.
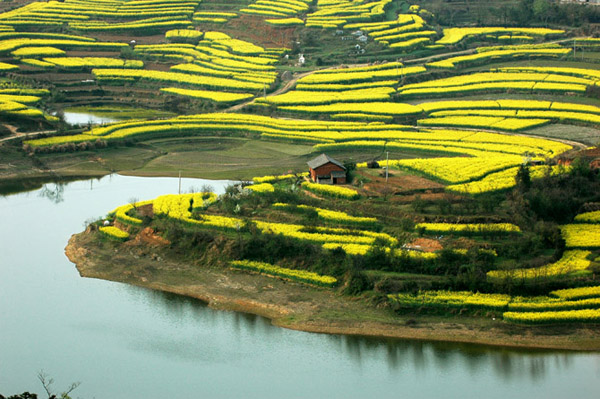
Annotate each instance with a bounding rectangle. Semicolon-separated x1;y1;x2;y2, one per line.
0;129;56;144
224;70;315;113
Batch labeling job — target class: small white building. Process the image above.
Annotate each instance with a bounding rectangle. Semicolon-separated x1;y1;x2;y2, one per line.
298;54;305;66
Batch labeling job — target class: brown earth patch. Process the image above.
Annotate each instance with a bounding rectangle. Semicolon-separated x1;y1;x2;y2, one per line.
224;15;296;48
391;191;461;204
404;237;443;252
359;170;444;196
144;61;175;72
132;227;170;247
580;147;600;157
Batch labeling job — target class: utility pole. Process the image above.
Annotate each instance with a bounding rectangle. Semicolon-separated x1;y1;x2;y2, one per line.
263;84;266;99
178;170;182;194
386;151;389;183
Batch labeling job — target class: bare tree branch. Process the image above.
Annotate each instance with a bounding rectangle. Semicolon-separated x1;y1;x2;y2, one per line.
63;382;81;397
37;371;81;399
37;371;54;397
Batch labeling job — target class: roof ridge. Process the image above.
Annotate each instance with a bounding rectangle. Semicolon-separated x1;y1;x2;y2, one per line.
307;153;346;170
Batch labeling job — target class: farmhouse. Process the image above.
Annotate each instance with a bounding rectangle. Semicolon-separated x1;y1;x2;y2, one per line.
308;153;347;184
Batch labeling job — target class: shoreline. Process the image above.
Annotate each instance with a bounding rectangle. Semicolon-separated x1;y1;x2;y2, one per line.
65;231;600;352
0;170;233;196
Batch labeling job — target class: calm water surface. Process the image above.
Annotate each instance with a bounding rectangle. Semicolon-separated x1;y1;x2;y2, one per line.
1;175;599;398
61;112;120;126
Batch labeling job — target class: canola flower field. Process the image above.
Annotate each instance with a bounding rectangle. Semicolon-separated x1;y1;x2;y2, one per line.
487;250;593;282
301;181;360;199
486;211;600;284
389;205;599;325
99;225;130;241
89;161;600;326
99;186;405;273
24;110;574;194
273;202;378;226
1;0;599;329
0;85;55;122
389;290;600;324
561;224;600;248
414;223;521;235
551;286;600;301
6;0;592;201
147;189;396;252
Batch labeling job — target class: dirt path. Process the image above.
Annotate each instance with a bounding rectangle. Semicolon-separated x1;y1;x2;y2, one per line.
0;129;56;144
223;70;316;113
2;124;18;135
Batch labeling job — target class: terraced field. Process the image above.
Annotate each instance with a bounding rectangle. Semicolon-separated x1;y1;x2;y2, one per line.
2;0;600;329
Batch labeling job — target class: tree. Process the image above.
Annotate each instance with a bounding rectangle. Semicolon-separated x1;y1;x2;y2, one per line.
515;164;531;191
411;195;426;213
3;393;38;399
343;160;357;183
533;0;552;25
37;371;80;399
128;196;139;209
200;184;214;194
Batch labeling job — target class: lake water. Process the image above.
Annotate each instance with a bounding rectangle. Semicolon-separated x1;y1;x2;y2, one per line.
1;175;599;398
61;112;120;126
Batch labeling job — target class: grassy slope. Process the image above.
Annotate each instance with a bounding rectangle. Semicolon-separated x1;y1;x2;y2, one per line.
0;130;464;188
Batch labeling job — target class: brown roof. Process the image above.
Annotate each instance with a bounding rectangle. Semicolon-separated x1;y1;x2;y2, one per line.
307;153;345;170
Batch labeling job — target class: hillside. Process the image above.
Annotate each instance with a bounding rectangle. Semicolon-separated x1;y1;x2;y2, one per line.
1;0;600;341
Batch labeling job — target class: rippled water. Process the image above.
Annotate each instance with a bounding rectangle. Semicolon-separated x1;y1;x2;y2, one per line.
1;175;599;398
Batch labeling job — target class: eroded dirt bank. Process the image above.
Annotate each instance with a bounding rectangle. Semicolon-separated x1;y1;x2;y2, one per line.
66;230;600;351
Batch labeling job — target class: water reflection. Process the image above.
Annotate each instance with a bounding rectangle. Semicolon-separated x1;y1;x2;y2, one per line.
0;175;90;196
376;340;572;382
354;330;583;384
131;284;582;383
38;182;65;203
127;285;273;335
